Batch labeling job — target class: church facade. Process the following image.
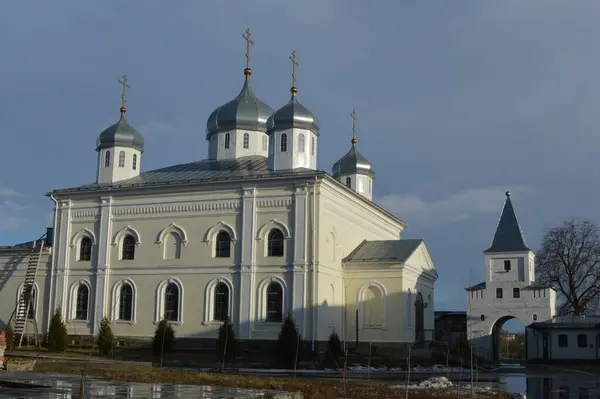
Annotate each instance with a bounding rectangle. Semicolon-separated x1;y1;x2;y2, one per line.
0;38;438;350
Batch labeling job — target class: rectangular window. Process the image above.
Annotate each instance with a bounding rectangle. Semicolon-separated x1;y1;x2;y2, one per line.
504;260;511;271
513;288;520;298
496;288;503;299
577;334;588;348
558;334;568;348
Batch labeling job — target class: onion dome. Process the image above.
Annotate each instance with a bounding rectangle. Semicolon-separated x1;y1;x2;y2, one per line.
206;69;274;138
96;107;144;153
267;87;320;135
332;137;375;178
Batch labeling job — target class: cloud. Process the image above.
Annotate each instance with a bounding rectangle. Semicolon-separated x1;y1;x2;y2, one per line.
0;186;29;234
0;187;20;197
378;186;529;229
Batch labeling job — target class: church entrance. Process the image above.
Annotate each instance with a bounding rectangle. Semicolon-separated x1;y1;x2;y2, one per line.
415;292;425;343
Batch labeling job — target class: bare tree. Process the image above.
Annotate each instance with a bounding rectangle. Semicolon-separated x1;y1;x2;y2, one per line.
536;218;600;315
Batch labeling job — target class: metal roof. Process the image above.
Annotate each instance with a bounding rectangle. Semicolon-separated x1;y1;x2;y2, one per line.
48;156;323;195
529;315;600;330
267;94;320;136
206;78;274;137
96;114;144;152
343;239;422;263
465;282;486;291
484;192;530;253
332;142;375;179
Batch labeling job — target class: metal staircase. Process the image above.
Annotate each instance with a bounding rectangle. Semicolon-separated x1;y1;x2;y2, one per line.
9;240;44;348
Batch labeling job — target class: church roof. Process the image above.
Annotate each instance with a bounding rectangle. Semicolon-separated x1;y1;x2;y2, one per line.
343;239;423;263
332;141;375;179
96;114;145;152
267;93;320;136
48;156;320;195
484;191;530;253
205;78;274;137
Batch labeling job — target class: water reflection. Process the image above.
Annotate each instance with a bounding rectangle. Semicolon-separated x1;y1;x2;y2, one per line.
0;371;289;398
501;373;600;399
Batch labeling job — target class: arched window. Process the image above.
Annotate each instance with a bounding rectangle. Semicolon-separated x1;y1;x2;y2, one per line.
164;232;182;260
118;150;125;167
164;283;179;322
262;135;268;151
104;150;111;167
122;235;136;260
243;133;249;149
79;237;92;261
224;133;231;149
213;282;229;321
76;284;89;320
496;288;503;299
362;285;384;327
311;136;315;156
280;133;288;152
298;134;305;153
345;177;352;188
118;283;133;321
267;229;284;257
132;154;137;170
215;231;231;258
266;282;283;322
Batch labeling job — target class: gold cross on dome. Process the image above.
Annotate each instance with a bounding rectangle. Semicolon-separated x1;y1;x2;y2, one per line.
118;74;130;111
242;28;254;70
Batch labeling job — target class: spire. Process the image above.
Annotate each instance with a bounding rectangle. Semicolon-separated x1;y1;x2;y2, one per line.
118;74;130;118
484;191;530;253
242;28;254;81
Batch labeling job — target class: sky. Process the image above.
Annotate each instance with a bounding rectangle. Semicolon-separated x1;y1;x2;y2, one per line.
1;1;600;331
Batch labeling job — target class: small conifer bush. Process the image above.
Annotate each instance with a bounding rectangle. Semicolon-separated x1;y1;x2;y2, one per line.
216;317;237;365
96;317;115;356
326;330;344;368
152;317;175;357
46;308;68;352
275;313;301;369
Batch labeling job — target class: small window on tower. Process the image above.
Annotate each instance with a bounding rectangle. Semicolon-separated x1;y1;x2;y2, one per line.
298;134;305;153
118;151;125;167
280;133;288;152
132;154;137;170
504;260;511;271
311;136;315;156
243;133;249;149
224;133;231;149
105;150;111;167
345;177;352;188
262;135;268;151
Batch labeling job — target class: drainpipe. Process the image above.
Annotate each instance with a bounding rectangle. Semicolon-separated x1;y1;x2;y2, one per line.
48;194;59;332
311;175;317;352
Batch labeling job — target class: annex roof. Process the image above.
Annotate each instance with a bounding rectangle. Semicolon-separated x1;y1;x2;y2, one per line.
343;239;423;263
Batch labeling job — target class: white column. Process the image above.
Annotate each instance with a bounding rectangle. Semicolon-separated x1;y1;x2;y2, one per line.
92;196;112;334
238;188;255;339
52;200;72;317
293;185;308;335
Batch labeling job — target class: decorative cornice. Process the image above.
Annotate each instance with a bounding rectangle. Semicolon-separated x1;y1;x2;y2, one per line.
72;209;100;219
256;199;292;209
112;201;240;216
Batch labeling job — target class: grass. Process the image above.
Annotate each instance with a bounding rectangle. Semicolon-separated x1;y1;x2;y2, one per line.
28;361;512;399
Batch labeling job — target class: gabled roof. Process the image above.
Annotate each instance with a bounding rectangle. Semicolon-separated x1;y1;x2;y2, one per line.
343;239;423;263
465;281;486;291
484;191;530;253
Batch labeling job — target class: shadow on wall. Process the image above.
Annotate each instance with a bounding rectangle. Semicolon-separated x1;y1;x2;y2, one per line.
0;265;436;355
0;253;27;330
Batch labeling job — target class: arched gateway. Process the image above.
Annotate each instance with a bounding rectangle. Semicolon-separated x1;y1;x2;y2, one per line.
466;192;556;362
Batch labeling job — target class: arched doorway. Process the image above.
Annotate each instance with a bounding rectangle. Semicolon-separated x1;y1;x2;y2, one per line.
415;292;425;343
491;316;526;362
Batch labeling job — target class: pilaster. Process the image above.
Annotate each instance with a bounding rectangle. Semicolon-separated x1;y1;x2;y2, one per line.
292;185;308;334
52;200;72;316
93;196;112;334
238;187;256;339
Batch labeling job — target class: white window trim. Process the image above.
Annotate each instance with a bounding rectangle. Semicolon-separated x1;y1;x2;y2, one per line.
111;225;142;247
203;221;238;243
256;276;287;324
358;281;387;330
118;150;126;167
15;282;40;322
243;132;250;149
298;133;305;153
256;219;292;257
67;279;92;322
202;277;234;326
70;228;97;262
154;277;184;325
110;279;137;324
155;223;188;247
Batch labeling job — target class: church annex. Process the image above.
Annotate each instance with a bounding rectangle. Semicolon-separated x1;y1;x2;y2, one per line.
0;31;438;350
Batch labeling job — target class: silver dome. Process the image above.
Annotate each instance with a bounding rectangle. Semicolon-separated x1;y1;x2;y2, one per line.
332;141;375;178
96;113;144;153
206;76;274;138
267;91;320;136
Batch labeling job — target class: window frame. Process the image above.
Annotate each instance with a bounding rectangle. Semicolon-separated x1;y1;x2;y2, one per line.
75;284;90;321
213;282;230;322
118;150;125;167
78;236;93;261
496;288;503;299
513;287;520;298
215;231;232;258
345;177;352;188
267;229;285;257
558;333;568;348
243;133;249;149
224;132;231;149
105;150;111;167
265;282;284;323
298;133;305;153
504;260;511;271
280;133;288;152
577;333;588;348
121;235;136;260
132;153;137;170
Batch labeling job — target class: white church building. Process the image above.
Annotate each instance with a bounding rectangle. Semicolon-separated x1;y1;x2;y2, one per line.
0;35;438;351
466;192;556;361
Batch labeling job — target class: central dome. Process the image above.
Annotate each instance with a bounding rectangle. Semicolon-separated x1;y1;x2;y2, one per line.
206;76;274;138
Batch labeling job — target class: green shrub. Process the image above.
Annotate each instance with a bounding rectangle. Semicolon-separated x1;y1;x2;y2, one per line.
96;317;115;356
275;313;301;369
152;318;175;357
325;330;344;368
46;308;68;352
216;317;237;365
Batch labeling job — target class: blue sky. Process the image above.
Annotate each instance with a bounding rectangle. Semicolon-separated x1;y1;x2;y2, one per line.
1;1;600;329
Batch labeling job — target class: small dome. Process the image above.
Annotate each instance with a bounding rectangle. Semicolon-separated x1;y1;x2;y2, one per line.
267;92;320;135
206;79;274;137
332;142;375;178
96;113;144;152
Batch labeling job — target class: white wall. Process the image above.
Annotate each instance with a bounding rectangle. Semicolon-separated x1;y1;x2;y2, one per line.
527;327;600;360
96;146;142;184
